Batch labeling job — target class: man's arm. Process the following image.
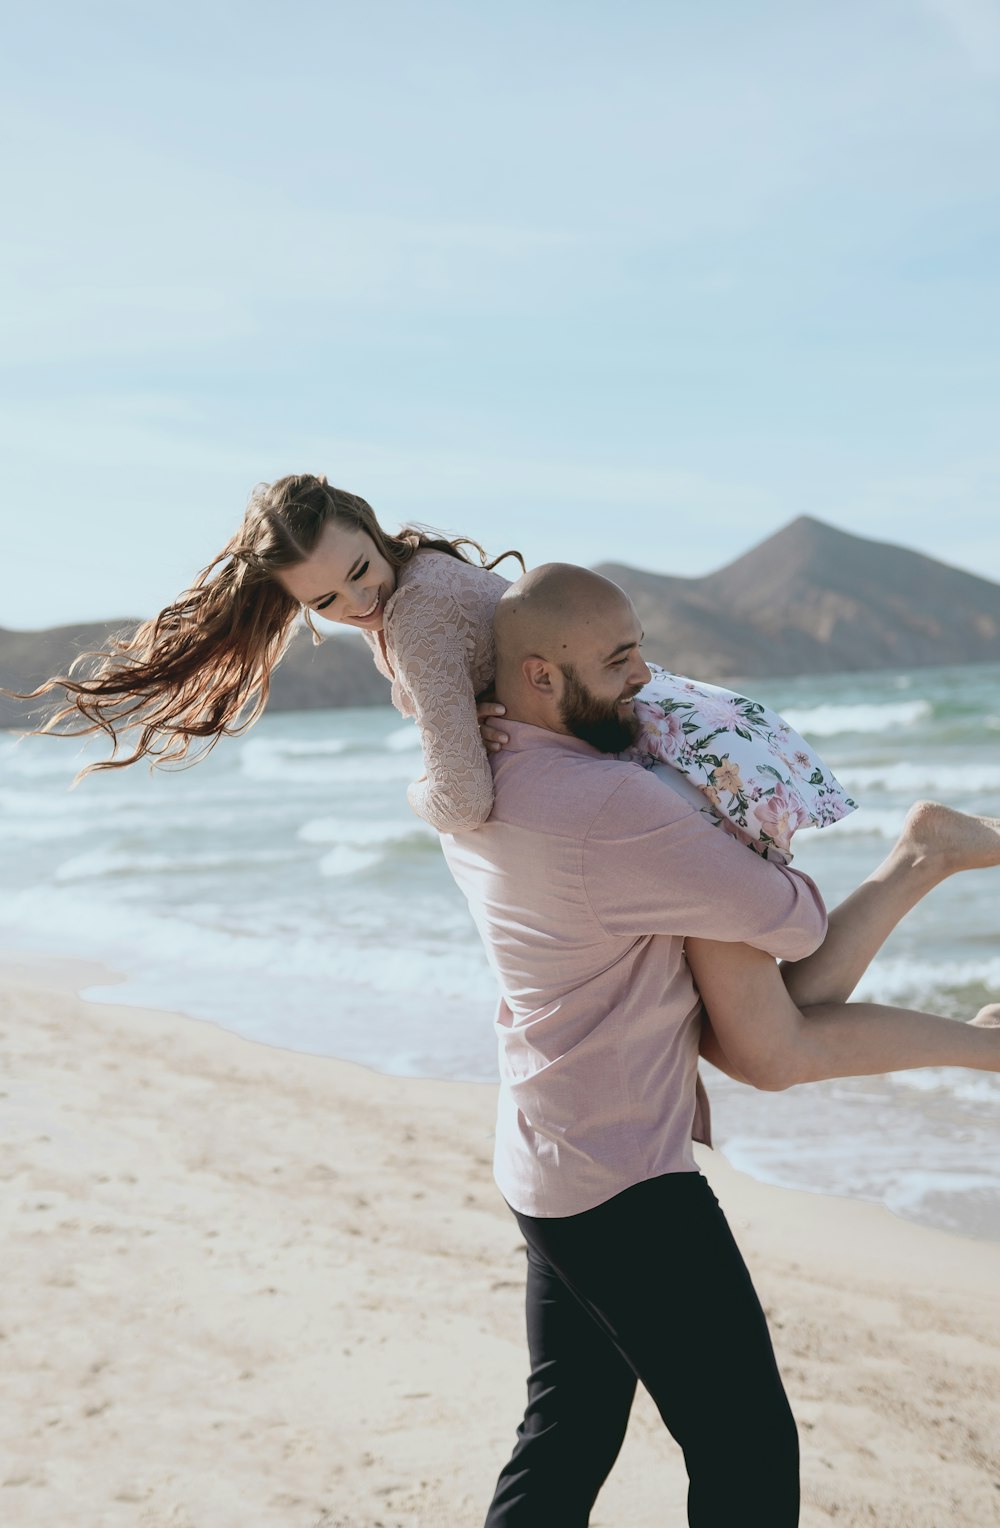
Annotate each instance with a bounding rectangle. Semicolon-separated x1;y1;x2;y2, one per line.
583;768;828;958
697;1004;753;1082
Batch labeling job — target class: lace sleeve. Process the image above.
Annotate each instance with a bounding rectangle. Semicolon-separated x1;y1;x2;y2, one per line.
388;584;496;833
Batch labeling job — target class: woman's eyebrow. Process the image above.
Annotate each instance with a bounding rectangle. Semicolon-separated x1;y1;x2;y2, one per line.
309;554;364;603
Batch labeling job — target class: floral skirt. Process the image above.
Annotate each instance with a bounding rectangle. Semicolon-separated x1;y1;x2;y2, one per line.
624;664;858;863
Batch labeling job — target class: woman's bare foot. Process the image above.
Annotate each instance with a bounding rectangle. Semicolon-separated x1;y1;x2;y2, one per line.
898;800;1000;877
970;1004;1000;1028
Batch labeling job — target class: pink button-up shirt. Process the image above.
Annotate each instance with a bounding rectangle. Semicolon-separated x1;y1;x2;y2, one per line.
441;721;829;1218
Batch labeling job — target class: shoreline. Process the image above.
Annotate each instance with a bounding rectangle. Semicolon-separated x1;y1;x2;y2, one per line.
3;948;1000;1525
10;940;1000;1247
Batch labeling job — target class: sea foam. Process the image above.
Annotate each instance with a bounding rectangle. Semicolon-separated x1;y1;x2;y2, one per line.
297;814;436;848
840;760;1000;794
240;744;418;784
780;699;932;737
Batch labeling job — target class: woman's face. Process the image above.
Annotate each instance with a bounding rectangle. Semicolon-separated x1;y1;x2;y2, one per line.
275;520;397;632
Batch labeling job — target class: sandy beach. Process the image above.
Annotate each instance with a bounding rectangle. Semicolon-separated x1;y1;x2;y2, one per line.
2;950;999;1527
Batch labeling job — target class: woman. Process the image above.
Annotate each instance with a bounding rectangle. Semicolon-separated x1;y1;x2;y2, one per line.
23;472;1000;1086
33;474;518;831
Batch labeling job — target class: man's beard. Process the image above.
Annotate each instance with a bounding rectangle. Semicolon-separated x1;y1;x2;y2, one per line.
558;665;642;753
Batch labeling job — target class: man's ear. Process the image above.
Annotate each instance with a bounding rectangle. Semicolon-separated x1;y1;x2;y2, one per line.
522;656;556;697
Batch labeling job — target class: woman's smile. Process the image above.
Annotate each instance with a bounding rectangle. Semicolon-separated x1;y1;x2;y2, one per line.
350;588;384;623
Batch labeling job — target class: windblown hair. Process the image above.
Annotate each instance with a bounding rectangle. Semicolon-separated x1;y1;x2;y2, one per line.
16;474;524;779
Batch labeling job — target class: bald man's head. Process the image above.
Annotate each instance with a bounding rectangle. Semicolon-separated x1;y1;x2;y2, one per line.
494;564;633;668
491;563;651;747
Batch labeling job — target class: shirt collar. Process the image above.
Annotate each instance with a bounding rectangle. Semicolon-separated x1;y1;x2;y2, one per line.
498;718;611;760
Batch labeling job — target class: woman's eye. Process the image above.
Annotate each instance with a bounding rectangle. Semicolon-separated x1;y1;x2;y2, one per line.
315;561;369;611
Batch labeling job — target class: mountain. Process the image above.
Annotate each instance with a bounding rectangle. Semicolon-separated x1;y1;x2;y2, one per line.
0;620;390;731
3;517;999;730
595;516;1000;678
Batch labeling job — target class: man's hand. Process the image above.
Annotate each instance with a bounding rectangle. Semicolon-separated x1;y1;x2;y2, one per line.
477;700;509;754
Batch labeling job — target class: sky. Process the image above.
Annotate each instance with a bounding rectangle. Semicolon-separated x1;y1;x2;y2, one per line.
2;0;999;629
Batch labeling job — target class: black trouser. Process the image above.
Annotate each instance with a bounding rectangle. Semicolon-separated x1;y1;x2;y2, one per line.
484;1172;799;1527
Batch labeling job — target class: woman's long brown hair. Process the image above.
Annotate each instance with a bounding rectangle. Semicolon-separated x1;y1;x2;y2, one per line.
14;474;524;779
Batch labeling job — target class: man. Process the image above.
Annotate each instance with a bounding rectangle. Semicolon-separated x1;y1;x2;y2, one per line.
440;564;828;1527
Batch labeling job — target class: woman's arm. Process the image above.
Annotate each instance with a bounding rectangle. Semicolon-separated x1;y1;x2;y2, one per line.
389;585;496;833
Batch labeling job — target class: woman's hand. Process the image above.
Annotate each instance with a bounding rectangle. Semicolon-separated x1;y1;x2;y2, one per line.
477;700;509;753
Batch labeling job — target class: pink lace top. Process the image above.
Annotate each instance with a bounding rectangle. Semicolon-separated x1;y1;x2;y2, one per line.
361;550;511;832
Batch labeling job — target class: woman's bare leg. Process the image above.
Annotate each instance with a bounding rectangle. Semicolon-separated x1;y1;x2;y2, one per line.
694;799;1000;1085
690;940;1000;1092
781;800;1000;1007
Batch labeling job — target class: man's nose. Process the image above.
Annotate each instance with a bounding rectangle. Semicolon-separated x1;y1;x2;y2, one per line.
631;658;652;689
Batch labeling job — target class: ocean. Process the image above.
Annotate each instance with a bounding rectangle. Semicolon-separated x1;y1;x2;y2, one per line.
2;659;999;1241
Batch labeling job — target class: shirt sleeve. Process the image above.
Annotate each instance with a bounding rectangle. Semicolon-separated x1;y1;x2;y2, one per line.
387;582;496;833
582;768;828;959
